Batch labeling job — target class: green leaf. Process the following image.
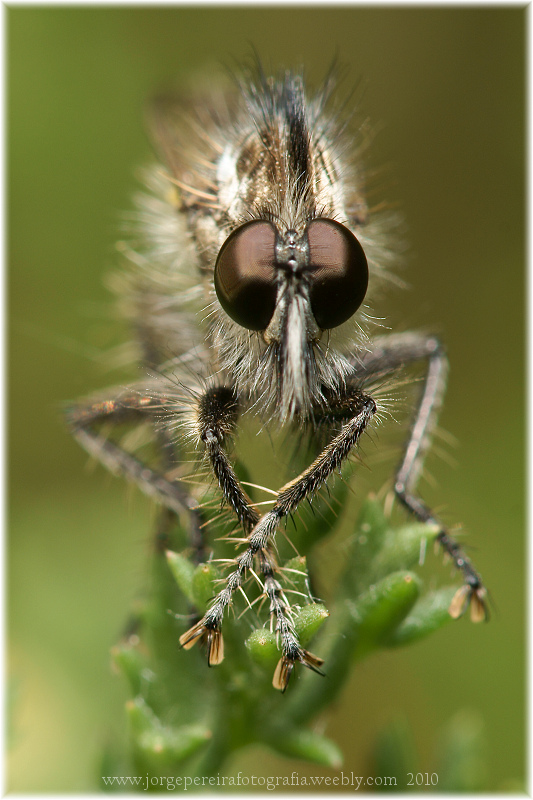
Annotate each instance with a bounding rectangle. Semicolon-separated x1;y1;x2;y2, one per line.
127;697;211;767
165;551;195;604
340;496;390;595
111;638;149;696
266;726;343;768
191;562;220;611
294;603;329;646
370;521;439;582
350;571;421;655
282;555;309;596
245;628;280;668
385;586;457;646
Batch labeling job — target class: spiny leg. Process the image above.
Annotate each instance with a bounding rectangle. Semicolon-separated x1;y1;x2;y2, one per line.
194;385;260;534
258;548;325;692
181;390;376;689
104;378;298;674
65;389;203;550
354;332;488;622
67;383;208;649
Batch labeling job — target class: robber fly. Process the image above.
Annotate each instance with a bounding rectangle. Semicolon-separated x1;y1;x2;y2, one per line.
66;62;487;692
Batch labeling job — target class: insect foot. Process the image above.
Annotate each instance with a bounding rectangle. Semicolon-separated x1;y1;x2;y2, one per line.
178;541;328;691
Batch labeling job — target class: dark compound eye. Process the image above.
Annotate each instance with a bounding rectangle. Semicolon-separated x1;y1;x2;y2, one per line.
214;221;278;331
306;218;368;330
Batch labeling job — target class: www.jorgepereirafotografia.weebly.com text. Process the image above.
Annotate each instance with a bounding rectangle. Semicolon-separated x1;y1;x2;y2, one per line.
101;771;439;791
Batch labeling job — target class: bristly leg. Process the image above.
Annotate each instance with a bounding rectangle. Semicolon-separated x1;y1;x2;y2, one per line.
180;389;376;689
65;389;204;549
260;551;325;693
194;386;260;534
352;332;488;622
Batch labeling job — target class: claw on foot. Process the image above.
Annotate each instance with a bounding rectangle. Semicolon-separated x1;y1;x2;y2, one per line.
272;649;325;693
449;584;489;623
179;621;225;665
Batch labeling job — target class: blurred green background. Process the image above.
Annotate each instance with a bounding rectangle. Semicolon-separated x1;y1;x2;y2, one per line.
8;6;524;792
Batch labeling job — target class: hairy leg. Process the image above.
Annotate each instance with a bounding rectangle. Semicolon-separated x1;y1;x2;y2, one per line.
354;332;488;622
180;390;376;689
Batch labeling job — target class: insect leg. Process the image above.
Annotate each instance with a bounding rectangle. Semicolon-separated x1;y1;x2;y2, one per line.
355;332;488;622
193;385;260;534
181;390;376;688
65;389;202;540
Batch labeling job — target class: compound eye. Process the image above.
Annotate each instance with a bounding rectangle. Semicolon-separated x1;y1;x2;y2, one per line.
214;221;278;331
307;219;368;329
